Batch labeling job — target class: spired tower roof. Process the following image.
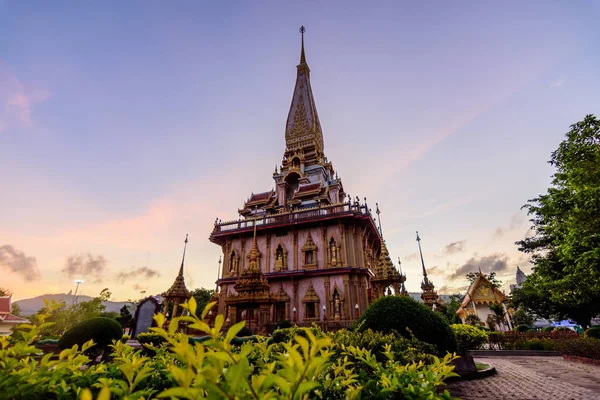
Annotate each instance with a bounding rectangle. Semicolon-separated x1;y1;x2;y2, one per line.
285;26;324;160
230;223;271;302
163;235;191;299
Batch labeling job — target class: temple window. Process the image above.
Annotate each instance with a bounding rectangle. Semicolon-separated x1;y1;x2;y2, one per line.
285;173;300;200
274;244;288;271
229;250;240;275
302;282;320;321
328;237;339;267
305;302;317;319
301;232;318;270
292;157;300;169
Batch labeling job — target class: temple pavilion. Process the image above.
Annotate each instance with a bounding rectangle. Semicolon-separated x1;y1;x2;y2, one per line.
209;27;406;332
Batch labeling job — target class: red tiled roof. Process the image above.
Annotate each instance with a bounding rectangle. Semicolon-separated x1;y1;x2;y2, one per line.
0;312;30;323
0;298;10;313
295;183;322;196
247;190;274;204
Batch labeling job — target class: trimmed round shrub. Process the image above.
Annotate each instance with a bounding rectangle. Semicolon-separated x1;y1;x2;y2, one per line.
585;327;600;339
137;332;167;347
236;326;254;337
541;326;554;332
451;324;488;355
515;325;531;332
356;296;457;355
276;320;293;330
58;317;123;352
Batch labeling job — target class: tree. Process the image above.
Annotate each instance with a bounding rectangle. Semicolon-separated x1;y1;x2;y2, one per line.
190;288;215;317
512;308;534;327
439;294;462;325
515;114;600;328
116;305;133;330
465;314;481;326
35;288;111;336
466;272;502;288
10;303;23;317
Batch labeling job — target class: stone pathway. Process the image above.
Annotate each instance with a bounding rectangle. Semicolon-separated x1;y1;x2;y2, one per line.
447;356;600;399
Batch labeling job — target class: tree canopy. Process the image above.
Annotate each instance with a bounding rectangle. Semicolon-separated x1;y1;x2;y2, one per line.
466;271;502;288
514;114;600;328
190;288;215;317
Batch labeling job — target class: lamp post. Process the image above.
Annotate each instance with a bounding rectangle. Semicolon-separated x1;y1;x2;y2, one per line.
74;280;84;304
322;304;327;321
293;307;297;323
355;303;359;319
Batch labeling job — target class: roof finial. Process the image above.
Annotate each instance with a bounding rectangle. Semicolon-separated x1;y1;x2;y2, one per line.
299;25;306;64
398;257;403;275
179;234;188;277
376;203;383;237
416;231;429;281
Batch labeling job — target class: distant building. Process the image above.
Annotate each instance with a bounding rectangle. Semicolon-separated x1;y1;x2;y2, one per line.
509;266;527;294
0;295;29;335
456;273;513;331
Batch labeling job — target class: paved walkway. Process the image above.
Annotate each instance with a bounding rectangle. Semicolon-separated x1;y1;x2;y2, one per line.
447;356;600;400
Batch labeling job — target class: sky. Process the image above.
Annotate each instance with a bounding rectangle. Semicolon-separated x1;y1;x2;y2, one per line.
1;1;599;301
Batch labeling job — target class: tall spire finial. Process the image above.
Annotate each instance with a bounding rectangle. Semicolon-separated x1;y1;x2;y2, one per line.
179;234;188;276
376;203;383;237
416;231;428;280
299;25;306;64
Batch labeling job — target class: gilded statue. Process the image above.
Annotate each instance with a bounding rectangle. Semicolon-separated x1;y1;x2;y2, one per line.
274;253;283;270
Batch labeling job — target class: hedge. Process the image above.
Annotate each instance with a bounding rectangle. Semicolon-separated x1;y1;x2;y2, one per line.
58;317;123;354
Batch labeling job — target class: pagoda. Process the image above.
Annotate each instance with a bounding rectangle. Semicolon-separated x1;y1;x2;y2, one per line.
416;231;441;309
370;205;407;299
210;27;398;330
163;234;192;320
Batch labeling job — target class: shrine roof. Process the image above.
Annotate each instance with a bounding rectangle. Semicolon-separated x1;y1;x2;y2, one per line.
0;312;29;323
456;273;507;313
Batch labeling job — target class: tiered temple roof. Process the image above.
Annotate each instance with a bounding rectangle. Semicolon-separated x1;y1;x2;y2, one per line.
228;224;271;304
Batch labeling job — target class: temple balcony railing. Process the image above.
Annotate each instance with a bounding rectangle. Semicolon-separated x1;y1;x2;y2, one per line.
212;201;377;235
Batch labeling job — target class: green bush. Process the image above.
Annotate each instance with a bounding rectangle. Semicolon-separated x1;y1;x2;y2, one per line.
553;337;600;360
357;296;457;355
515;325;531;332
236;326;254;337
276;320;293;329
585;327;600;339
58;317;122;354
451;324;488;354
136;332;167;346
541;326;554;332
0;298;461;400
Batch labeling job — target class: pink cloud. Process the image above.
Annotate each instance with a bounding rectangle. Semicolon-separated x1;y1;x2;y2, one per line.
0;62;49;132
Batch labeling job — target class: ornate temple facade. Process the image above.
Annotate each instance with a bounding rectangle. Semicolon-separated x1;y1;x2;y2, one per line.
456;273;513;331
209;29;406;332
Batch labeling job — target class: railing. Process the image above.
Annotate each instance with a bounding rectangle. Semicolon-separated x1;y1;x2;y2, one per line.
213;201;376;234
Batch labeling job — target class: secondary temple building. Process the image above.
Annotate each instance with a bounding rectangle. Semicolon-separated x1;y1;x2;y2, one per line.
209;28;407;332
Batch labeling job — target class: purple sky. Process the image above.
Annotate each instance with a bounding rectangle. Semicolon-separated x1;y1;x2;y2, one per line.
1;1;599;300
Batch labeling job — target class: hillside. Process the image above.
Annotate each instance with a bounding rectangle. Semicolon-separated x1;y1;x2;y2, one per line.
14;293;133;316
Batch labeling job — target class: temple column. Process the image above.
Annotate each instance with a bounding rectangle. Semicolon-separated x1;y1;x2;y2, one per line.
321;225;327;268
241;238;246;272
339;222;348;266
343;277;351;320
361;277;368;310
266;233;271;273
293;230;298;270
349;225;357;267
293;280;299;322
324;276;331;319
353;279;360;318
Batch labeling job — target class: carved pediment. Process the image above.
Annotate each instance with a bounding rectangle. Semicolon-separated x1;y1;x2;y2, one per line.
302;282;320;303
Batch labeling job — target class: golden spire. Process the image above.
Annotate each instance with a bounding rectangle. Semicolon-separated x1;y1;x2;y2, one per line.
285;25;324;160
300;25;307;65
